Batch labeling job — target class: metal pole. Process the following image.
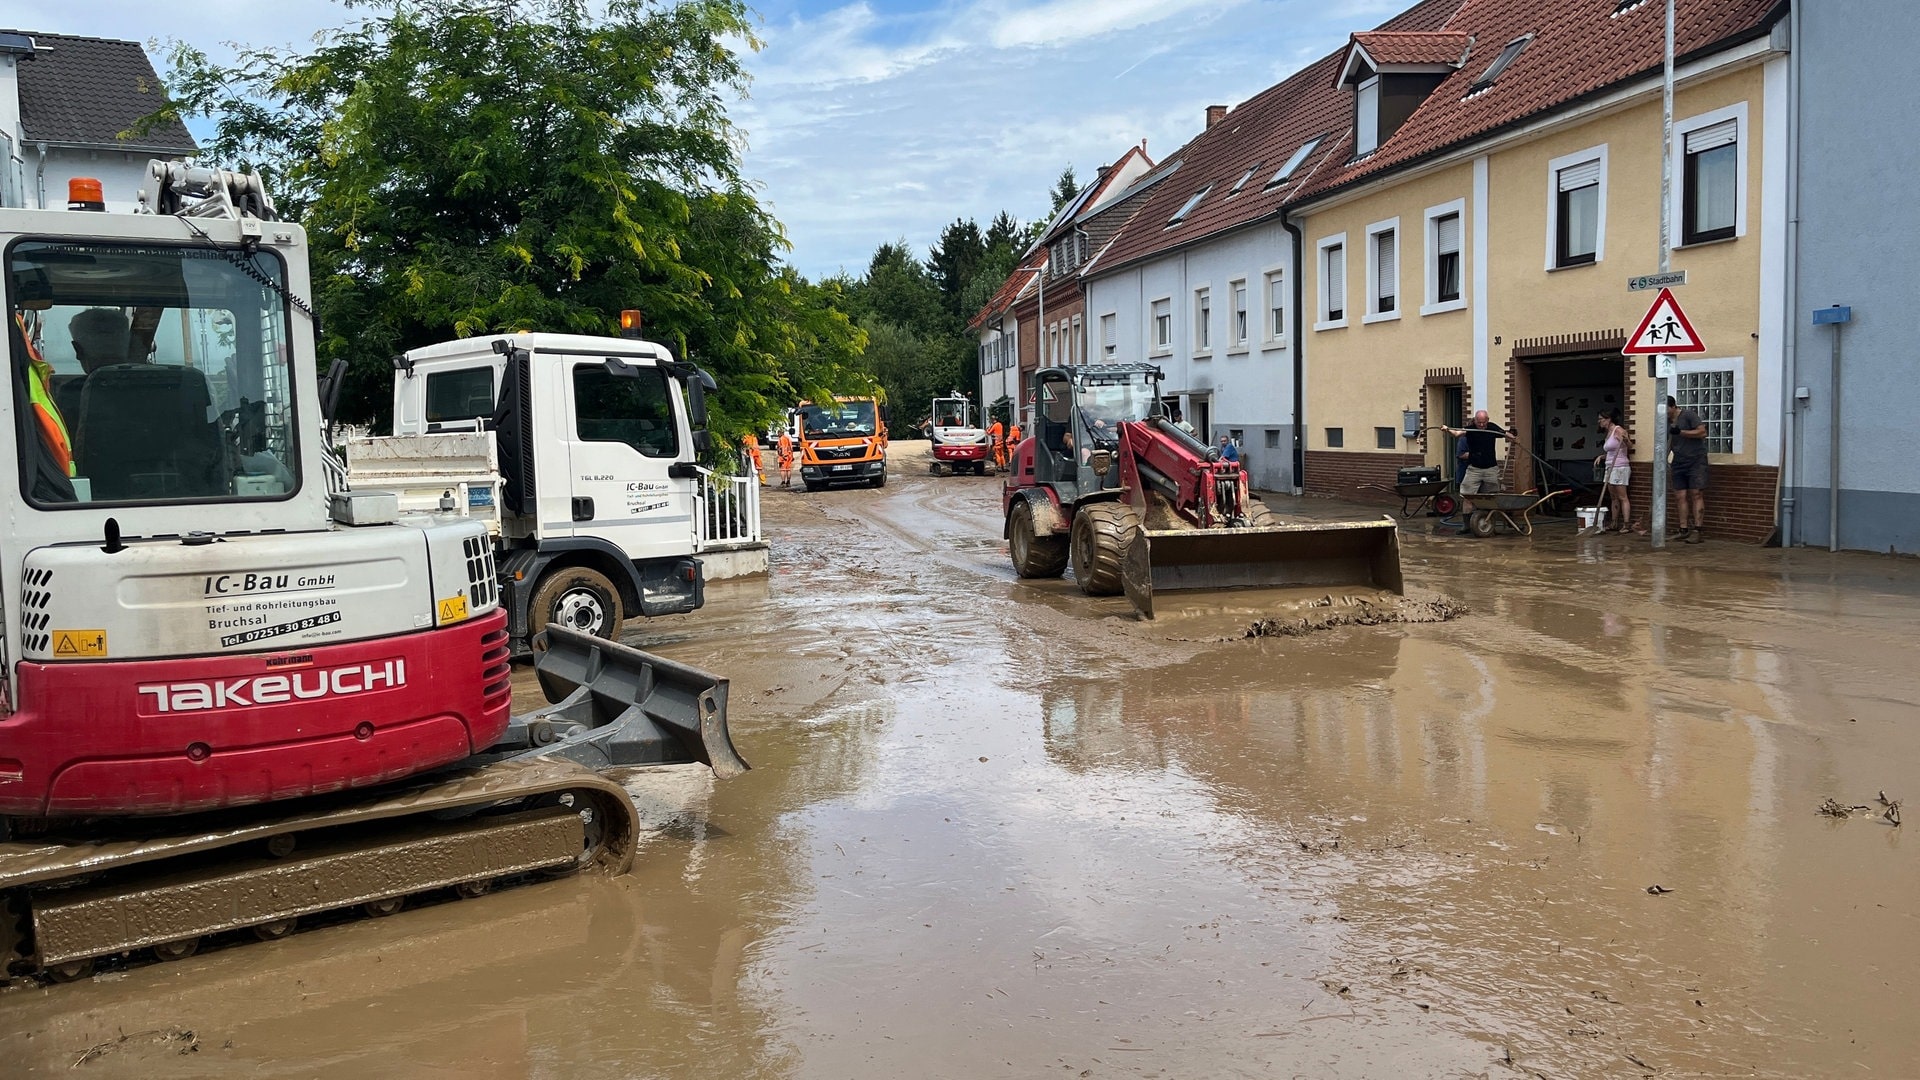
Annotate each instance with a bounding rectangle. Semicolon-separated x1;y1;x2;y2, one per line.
1828;323;1842;551
1650;0;1676;549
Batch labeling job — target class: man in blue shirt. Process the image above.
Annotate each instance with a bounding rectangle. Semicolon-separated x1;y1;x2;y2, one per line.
1218;434;1240;463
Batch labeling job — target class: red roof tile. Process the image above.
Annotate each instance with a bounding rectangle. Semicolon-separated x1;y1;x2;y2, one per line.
968;254;1043;331
1088;0;1465;276
1087;0;1781;277
1349;30;1473;69
1295;0;1783;203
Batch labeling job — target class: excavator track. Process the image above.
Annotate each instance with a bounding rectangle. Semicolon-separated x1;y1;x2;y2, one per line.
0;626;747;985
0;759;638;983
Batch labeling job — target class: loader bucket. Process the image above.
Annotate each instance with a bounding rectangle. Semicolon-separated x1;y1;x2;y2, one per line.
1126;517;1404;618
499;625;749;778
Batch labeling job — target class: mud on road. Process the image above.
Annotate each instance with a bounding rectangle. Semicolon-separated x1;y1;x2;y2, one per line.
5;440;1918;1078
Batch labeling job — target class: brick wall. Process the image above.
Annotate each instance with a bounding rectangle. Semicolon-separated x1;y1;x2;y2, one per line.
1621;463;1777;543
1304;450;1426;503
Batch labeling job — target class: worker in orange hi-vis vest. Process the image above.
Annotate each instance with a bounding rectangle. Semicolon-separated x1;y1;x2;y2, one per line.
741;431;765;485
776;431;795;488
1007;422;1023;460
988;419;1006;471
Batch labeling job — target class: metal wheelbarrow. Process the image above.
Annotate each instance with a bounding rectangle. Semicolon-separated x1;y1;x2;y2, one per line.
1463;489;1571;537
1364;479;1459;519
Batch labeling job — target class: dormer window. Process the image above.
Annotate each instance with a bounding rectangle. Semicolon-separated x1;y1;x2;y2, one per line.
1337;31;1471;157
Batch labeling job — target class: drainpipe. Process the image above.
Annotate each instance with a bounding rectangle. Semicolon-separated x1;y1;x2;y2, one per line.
1779;3;1803;547
34;141;47;210
1281;207;1306;494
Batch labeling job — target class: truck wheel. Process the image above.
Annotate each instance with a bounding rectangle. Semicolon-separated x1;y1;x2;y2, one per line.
870;470;887;489
530;566;624;640
805;480;826;493
1009;501;1068;578
1071;502;1138;597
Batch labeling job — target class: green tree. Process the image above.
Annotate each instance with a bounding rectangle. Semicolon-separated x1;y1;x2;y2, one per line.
926;217;985;320
160;0;863;443
1049;166;1081;213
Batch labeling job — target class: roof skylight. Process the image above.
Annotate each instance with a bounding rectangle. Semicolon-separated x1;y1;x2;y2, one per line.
1167;185;1213;226
1265;137;1323;189
1468;35;1531;94
1229;165;1261;195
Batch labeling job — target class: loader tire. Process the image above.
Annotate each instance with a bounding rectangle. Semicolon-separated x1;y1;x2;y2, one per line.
1071;501;1138;597
1010;501;1068;579
1246;499;1279;528
530;566;624;641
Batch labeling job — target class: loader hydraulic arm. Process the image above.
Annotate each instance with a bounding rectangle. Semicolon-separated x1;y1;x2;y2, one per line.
1115;418;1250;529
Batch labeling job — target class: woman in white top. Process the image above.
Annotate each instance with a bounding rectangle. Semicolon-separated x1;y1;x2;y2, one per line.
1595;408;1635;533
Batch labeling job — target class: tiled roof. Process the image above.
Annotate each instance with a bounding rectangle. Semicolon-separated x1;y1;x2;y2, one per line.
1088;0;1464;276
1295;0;1782;203
1349;30;1474;69
7;30;197;151
1087;0;1781;277
968;254;1043;332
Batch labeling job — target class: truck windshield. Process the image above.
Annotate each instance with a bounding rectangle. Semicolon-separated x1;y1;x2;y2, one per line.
8;240;299;506
800;400;876;439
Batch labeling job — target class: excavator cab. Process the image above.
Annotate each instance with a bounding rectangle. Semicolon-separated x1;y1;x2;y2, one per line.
1007;364;1404;618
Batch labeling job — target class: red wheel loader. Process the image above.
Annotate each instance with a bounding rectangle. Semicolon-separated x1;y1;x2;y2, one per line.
1002;364;1403;617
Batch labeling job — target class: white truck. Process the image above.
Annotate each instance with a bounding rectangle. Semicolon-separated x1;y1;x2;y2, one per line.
344;327;759;650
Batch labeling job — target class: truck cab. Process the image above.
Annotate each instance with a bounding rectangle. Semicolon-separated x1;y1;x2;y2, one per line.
793;394;889;491
367;332;721;648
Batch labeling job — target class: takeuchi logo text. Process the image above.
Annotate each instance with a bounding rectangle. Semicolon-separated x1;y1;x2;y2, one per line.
138;659;406;713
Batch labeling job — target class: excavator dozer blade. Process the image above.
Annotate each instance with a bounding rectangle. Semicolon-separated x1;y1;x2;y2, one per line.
495;625;749;778
1126;517;1404;617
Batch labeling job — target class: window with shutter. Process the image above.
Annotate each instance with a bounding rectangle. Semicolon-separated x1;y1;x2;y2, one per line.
1325;245;1346;322
1556;158;1601;266
1372;229;1397;314
1435;212;1462;303
1683;118;1738;244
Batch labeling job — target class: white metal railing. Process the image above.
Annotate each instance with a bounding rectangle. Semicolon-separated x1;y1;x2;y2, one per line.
695;466;762;550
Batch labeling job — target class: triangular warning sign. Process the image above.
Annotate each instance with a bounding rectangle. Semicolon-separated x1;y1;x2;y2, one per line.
1622;287;1706;354
54;634;78;655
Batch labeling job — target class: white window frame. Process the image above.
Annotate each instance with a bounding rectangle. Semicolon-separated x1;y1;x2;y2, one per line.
1048;324;1059;366
1356;76;1381;155
1070;314;1083;366
1262;268;1287;347
1150;297;1172;355
1100;312;1117;358
1421;198;1468;315
1670;101;1748;248
1544;143;1609;270
1315;233;1348;331
1673;356;1744;455
1363;217;1400;324
1228;278;1249;350
1192;286;1212;356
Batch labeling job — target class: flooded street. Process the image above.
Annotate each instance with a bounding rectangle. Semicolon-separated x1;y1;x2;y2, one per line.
5;442;1918;1078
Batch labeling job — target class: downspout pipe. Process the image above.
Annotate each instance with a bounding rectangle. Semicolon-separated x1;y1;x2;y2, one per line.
1280;207;1306;494
1778;1;1802;547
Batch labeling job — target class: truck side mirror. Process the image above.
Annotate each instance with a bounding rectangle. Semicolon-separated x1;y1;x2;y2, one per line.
881;404;893;426
692;429;712;456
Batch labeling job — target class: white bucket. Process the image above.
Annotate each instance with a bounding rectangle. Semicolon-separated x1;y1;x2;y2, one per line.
1578;507;1608;530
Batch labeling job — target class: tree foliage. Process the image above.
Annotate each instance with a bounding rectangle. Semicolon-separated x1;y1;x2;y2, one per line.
161;0;864;441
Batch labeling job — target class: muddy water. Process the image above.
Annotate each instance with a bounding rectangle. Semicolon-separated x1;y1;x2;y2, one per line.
5;443;1919;1078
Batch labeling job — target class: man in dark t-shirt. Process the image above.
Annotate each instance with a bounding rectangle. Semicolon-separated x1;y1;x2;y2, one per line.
1443;411;1515;518
1667;395;1709;543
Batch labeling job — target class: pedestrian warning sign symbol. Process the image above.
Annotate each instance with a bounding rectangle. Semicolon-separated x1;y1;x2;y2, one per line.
1622;288;1706;355
51;630;106;657
437;595;470;626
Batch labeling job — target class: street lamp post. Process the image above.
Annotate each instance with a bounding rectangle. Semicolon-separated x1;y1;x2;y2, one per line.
1651;0;1675;550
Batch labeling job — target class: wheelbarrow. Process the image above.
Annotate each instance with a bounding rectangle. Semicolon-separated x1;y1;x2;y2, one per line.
1462;489;1571;537
1364;479;1458;518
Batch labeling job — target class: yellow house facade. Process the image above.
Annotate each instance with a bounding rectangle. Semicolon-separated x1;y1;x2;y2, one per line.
1296;5;1787;542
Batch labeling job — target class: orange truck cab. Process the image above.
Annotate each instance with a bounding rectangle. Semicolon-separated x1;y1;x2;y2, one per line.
792;395;889;491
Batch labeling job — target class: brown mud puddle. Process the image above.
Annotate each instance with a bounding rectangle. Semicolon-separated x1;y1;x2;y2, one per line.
4;441;1918;1079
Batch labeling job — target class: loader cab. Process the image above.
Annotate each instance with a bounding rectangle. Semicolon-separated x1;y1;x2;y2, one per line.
1032;364;1161;497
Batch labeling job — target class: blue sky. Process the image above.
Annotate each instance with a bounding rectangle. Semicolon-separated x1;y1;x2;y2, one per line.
11;0;1400;278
